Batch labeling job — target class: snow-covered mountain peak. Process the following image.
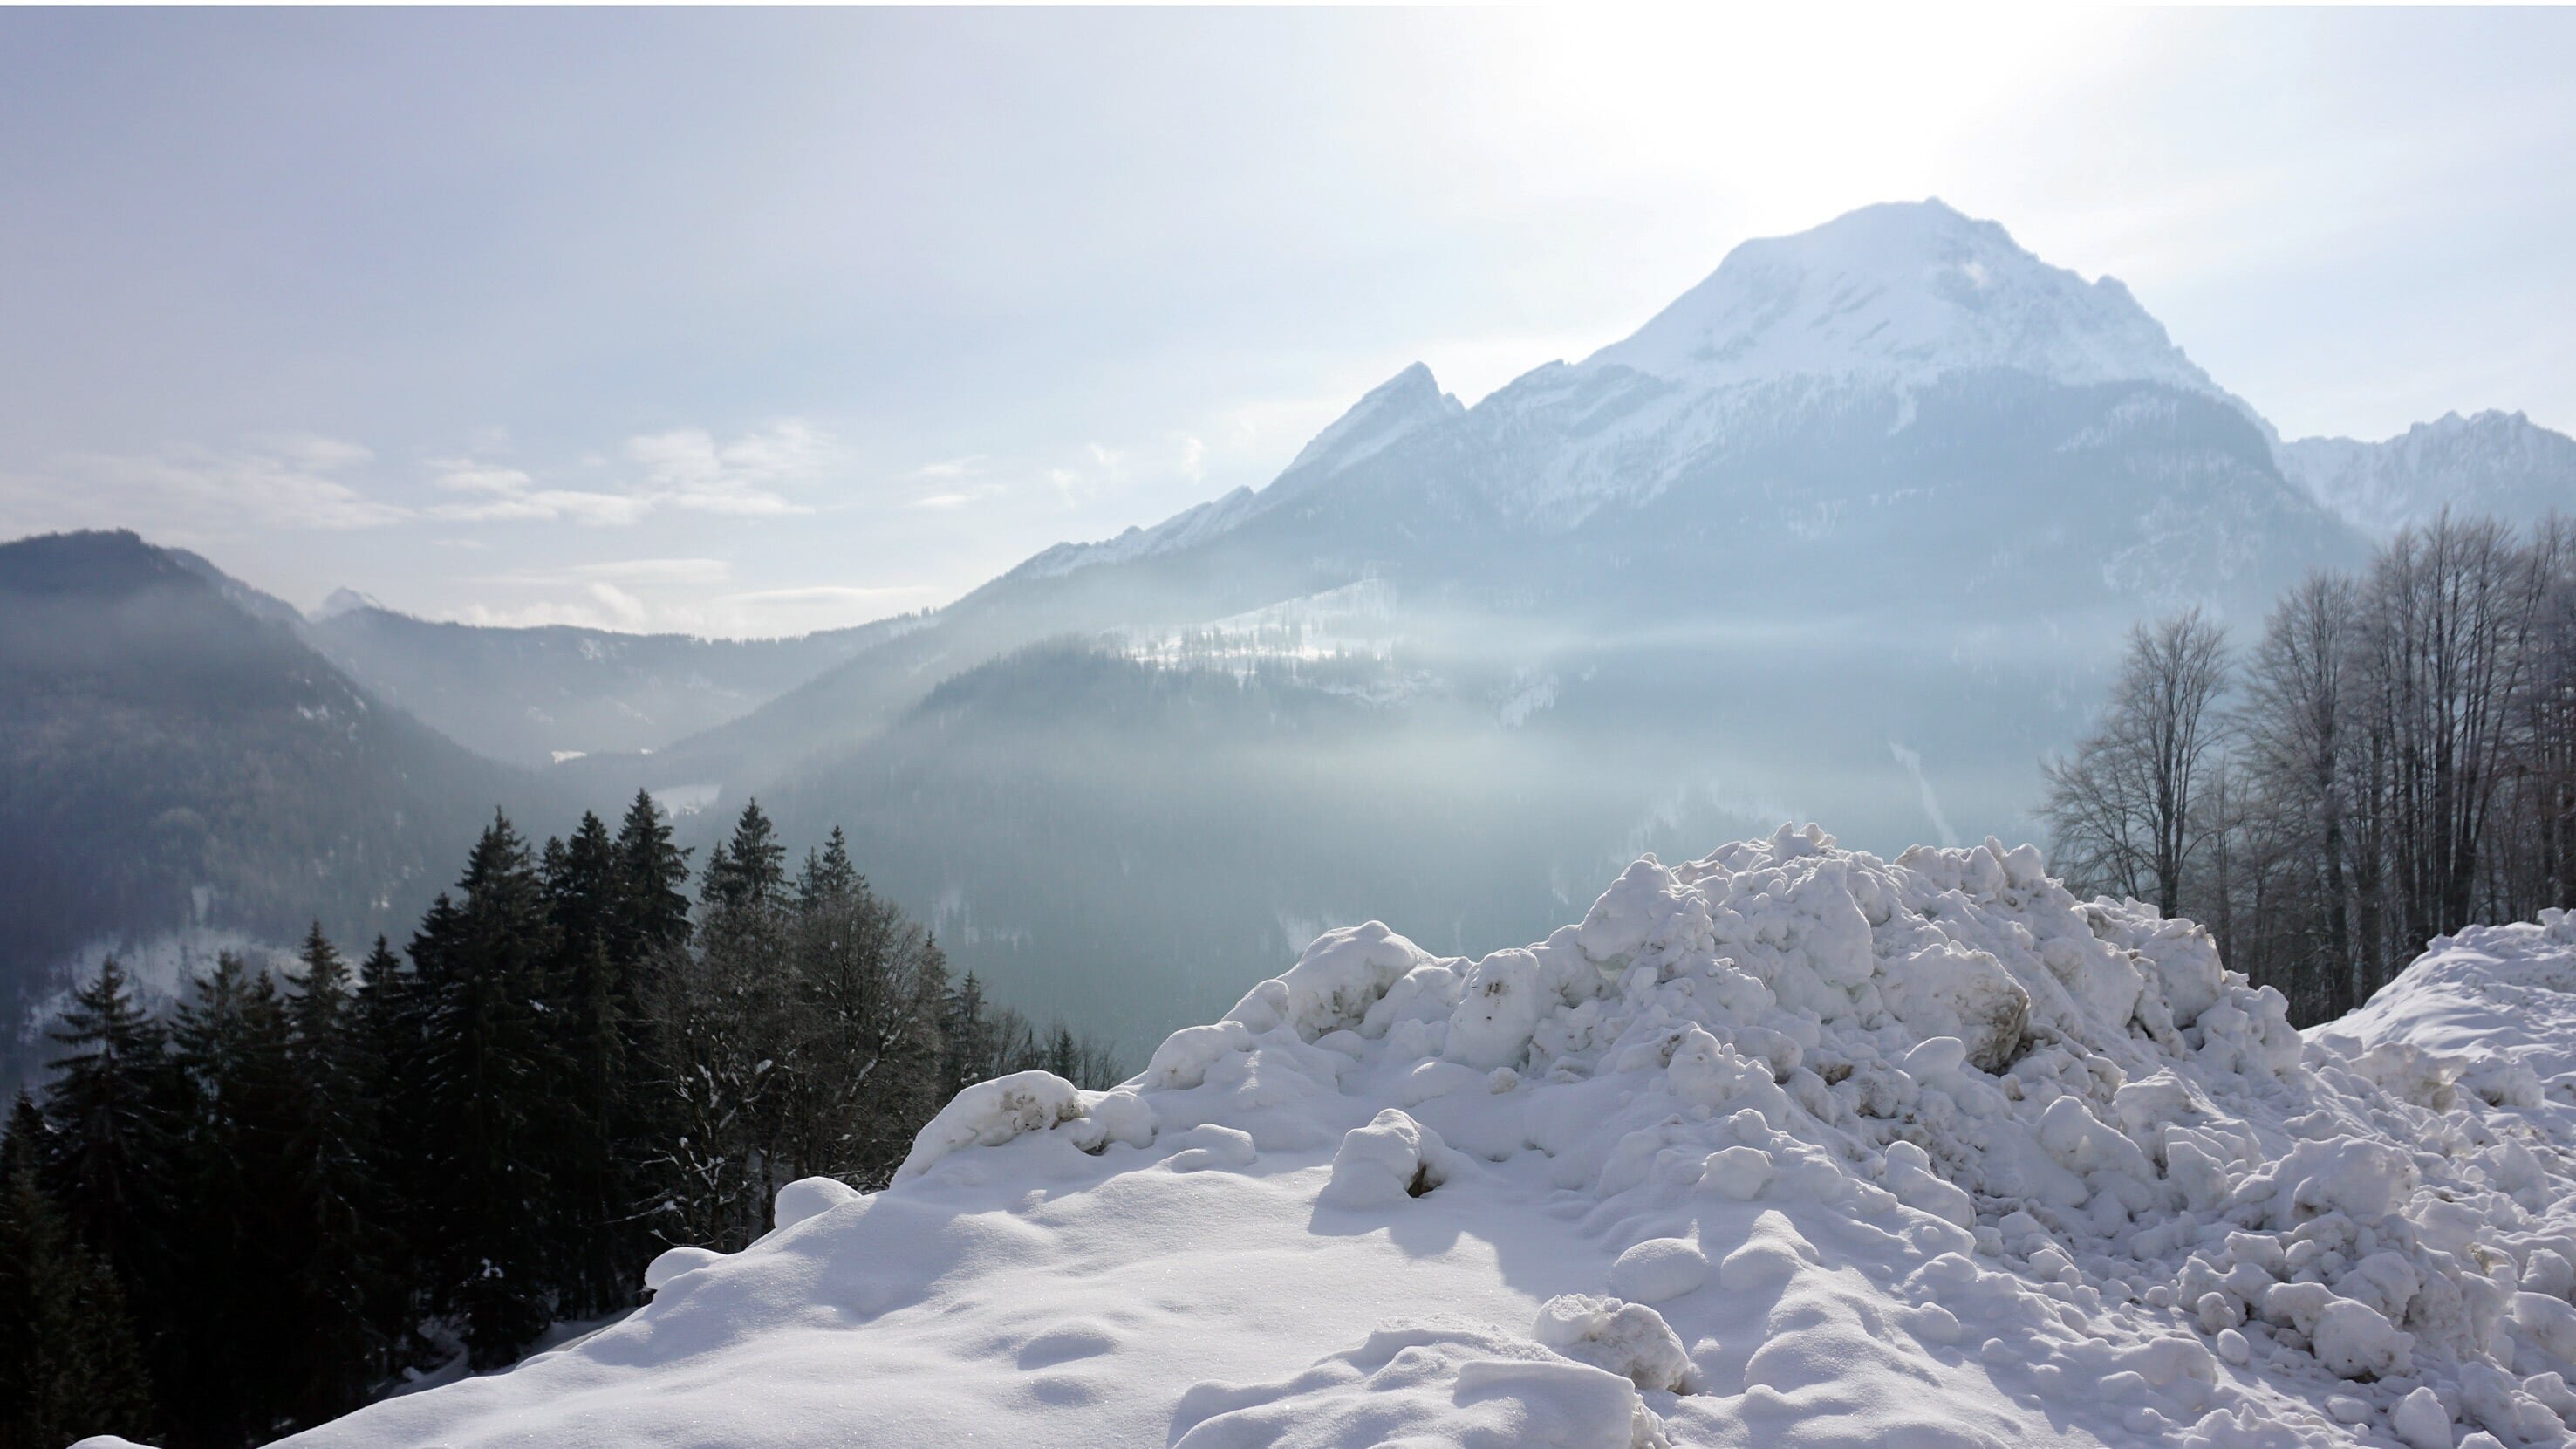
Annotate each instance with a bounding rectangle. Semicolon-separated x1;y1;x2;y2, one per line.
1284;360;1463;477
1587;199;2222;398
2279;407;2576;538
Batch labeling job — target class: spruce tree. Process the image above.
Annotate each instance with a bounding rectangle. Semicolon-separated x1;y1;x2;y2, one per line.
613;789;693;962
543;815;639;1317
169;951;304;1443
609;791;692;1264
37;956;172;1312
796;827;861;911
940;969;992;1101
411;814;568;1366
549;814;622;977
0;1147;157;1448
0;1094;45;1184
703;798;786;911
283;923;387;1424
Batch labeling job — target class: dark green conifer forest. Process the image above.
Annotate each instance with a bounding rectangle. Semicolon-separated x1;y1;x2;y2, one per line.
0;791;1113;1449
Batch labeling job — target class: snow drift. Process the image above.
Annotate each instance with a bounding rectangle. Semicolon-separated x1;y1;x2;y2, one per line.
243;828;2576;1449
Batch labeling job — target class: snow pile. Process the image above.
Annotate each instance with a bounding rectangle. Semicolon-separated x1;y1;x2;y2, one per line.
267;828;2576;1449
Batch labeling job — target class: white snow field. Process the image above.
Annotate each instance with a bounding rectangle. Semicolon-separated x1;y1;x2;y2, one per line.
222;830;2576;1448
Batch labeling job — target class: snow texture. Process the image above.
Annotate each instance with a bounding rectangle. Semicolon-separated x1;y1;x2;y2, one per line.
270;828;2576;1449
1587;199;2224;400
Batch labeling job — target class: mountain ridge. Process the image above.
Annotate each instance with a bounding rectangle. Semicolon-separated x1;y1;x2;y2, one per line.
1585;198;2225;399
0;529;543;1076
2278;407;2576;538
4;198;2550;1063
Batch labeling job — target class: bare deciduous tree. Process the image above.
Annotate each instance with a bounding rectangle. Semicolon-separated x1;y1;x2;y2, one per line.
2042;608;2231;915
2236;573;2360;1017
2058;514;2576;1026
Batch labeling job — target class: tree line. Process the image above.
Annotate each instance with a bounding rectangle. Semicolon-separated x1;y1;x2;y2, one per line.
2042;513;2576;1023
0;792;1115;1449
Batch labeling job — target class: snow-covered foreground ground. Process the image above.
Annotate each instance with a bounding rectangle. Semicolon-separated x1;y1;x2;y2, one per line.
160;830;2576;1448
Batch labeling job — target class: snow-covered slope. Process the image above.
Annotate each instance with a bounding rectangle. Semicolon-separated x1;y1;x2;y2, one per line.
1000;200;2321;575
257;830;2576;1449
1010;363;1464;583
1588;199;2224;400
2318;916;2576;1117
1281;360;1467;477
2279;412;2576;540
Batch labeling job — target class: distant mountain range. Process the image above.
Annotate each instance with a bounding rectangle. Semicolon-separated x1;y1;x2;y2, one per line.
303;604;920;769
2278;407;2576;539
7;198;2571;1066
0;530;547;1072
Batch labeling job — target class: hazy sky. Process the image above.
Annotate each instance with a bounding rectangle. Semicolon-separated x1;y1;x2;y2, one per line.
2;8;2572;636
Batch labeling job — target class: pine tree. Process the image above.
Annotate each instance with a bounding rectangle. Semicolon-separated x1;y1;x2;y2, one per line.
168;950;304;1443
0;1145;157;1448
702;798;786;911
0;1094;45;1184
412;813;570;1367
609;791;693;1264
543;815;641;1318
613;789;693;963
940;969;993;1101
347;931;432;1380
1047;1023;1081;1082
281;923;387;1424
796;827;861;912
550;814;622;975
37;956;172;1312
648;802;809;1247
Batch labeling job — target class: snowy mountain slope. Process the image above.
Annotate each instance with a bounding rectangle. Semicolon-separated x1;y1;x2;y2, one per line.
1004;201;2304;550
2279;411;2576;541
603;201;2364;796
553;201;2368;1056
1010;363;1466;585
1589;199;2226;400
263;830;2576;1449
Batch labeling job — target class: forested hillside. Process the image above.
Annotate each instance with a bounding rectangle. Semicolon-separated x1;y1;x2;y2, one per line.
305;605;918;769
0;533;541;1075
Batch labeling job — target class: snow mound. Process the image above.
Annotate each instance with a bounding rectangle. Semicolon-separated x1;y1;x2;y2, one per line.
1170;1323;1674;1449
277;828;2576;1449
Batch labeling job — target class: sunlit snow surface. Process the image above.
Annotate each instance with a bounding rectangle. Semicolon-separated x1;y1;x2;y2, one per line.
253;829;2576;1449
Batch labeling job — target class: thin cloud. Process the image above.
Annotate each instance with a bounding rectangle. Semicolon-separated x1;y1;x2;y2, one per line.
912;483;1006;510
2;435;406;536
454;582;652;632
569;557;733;585
427;459;649;526
468;557;734;589
715;584;938;606
913;455;987;482
625;420;837;516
